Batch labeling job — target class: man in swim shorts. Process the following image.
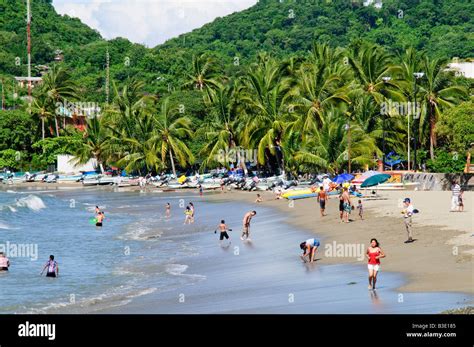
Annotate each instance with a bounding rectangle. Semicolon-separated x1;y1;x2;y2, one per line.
317;186;328;217
300;238;320;263
96;211;104;227
216;220;232;245
241;210;256;241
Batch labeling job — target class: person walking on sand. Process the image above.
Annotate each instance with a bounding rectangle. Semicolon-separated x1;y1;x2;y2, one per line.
402;198;414;243
451;180;461;212
357;200;363;220
215;219;232;245
342;187;351;223
317;186;328;217
0;252;10;271
241;210;256;241
165;203;171;218
338;191;344;221
300;238;320;263
41;255;59;278
367;238;385;290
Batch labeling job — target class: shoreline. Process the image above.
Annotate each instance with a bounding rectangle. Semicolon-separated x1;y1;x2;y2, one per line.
203;189;473;295
2;182;473;296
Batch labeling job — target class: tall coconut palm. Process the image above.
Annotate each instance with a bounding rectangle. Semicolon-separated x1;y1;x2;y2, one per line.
30;96;53;141
153;98;194;177
416;56;468;159
287;43;351;140
348;43;403;106
183;54;220;96
199;79;243;169
74;116;109;173
293;108;379;173
240;54;291;172
39;65;78;137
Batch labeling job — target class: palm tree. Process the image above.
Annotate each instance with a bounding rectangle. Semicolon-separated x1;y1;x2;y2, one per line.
348;43;403;106
287;43;351;140
293;108;379;173
74;116;109;173
416;56;468;159
240;53;291;172
30;96;53;141
183;54;220;96
153;98;194;177
39;65;78;137
199;79;242;169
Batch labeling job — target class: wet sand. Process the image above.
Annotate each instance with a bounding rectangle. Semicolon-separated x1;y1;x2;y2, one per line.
207;189;473;294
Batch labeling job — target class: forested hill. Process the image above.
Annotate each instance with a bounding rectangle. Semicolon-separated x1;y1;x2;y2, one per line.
0;0;103;75
0;0;472;101
159;0;473;60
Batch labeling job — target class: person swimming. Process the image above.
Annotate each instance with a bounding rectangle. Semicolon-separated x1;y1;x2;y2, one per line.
300;238;320;263
41;255;59;278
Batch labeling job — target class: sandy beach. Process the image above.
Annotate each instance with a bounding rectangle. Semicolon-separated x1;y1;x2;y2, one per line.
1;182;472;314
204;189;473;294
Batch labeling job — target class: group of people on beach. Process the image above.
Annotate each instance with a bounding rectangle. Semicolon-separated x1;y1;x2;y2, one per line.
214;210;257;245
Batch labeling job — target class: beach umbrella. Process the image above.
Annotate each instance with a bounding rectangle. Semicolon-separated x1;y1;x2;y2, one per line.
360;174;391;188
352;170;379;184
332;173;354;184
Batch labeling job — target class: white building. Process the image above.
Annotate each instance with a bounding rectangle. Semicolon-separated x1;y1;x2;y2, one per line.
446;61;474;78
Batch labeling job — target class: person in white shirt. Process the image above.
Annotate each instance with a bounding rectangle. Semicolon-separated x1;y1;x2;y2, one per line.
402;198;414;243
451;180;461;212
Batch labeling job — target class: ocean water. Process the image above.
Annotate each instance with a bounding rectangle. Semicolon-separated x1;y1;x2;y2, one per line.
0;188;471;314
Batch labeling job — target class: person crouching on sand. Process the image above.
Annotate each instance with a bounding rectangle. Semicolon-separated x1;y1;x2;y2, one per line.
300;238;320;263
367;238;385;290
255;194;263;203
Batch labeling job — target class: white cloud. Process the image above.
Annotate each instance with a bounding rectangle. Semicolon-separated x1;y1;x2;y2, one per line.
52;0;257;47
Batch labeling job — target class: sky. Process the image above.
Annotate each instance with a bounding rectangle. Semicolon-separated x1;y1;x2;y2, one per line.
52;0;258;47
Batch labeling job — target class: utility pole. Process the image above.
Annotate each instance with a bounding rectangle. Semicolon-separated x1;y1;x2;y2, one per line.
26;0;32;104
105;48;110;105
